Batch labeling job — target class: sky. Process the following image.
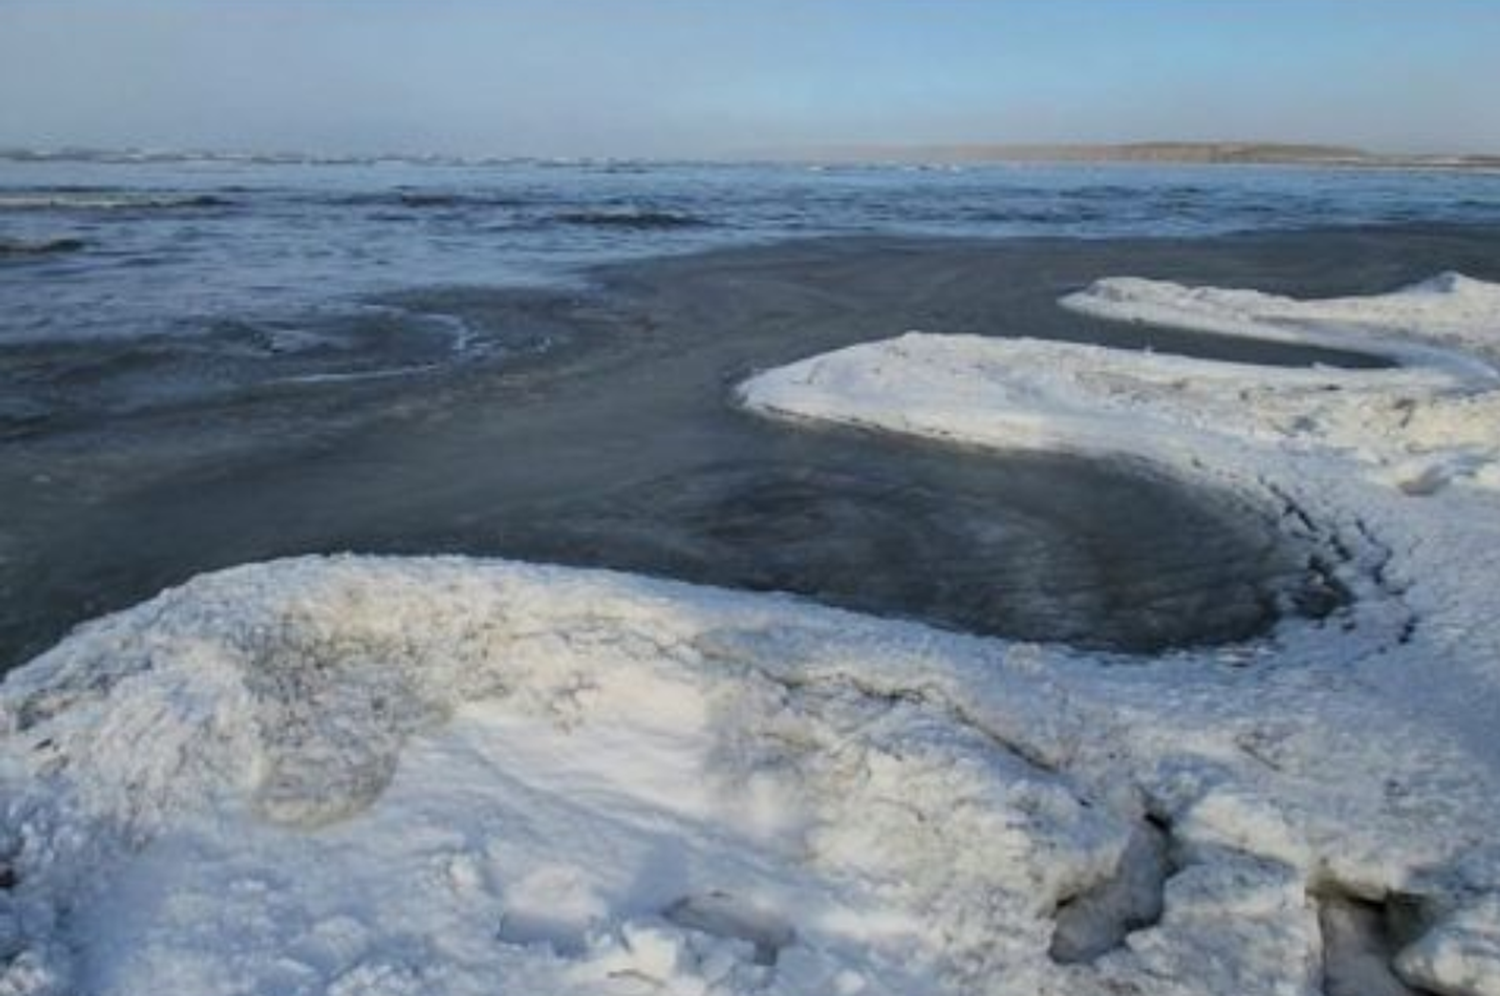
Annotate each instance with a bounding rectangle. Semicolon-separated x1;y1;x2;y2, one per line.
1;1;1498;158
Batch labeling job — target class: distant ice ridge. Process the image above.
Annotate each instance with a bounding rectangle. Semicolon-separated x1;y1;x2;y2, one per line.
0;191;230;211
5;277;1500;995
0;237;85;258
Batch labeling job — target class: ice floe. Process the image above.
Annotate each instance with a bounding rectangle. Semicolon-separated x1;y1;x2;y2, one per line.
5;274;1500;995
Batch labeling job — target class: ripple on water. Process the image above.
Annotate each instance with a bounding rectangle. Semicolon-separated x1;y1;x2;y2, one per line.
481;451;1345;654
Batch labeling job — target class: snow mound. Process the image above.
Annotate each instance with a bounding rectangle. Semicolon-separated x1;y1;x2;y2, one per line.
0;557;1163;995
1062;271;1500;371
6;551;1500;995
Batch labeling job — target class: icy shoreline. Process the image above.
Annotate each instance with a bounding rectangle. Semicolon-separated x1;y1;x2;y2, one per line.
736;272;1500;994
1062;271;1500;371
4;274;1500;995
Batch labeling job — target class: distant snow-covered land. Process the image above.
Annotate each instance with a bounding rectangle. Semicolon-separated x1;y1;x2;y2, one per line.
4;275;1500;995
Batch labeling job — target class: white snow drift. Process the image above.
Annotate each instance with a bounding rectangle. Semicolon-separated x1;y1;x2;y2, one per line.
1063;271;1500;372
4;273;1500;996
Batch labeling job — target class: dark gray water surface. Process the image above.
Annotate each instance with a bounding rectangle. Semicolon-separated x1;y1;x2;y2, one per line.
20;226;1489;668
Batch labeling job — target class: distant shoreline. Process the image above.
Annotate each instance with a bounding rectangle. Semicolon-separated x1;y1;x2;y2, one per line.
787;141;1500;171
4;141;1500;172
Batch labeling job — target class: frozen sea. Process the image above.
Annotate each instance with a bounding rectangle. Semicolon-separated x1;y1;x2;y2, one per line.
3;156;1499;345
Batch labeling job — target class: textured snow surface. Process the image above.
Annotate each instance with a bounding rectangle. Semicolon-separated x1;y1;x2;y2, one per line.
5;274;1500;995
738;329;1500;495
1062;271;1500;371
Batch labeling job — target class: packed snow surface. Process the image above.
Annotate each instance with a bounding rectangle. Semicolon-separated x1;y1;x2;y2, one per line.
1062;271;1500;372
6;274;1500;996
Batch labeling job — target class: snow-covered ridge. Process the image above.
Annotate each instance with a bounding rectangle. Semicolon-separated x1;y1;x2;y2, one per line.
738;329;1500;496
744;273;1500;496
1062;271;1500;373
5;550;1499;996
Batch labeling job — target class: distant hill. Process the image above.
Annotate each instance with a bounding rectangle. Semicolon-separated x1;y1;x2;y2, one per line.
788;142;1500;170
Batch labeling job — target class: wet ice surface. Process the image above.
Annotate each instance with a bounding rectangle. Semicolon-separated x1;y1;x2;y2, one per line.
0;385;1336;664
0;244;1365;667
484;448;1334;653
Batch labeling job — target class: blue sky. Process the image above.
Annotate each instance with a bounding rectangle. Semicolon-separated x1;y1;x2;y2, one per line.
2;1;1497;156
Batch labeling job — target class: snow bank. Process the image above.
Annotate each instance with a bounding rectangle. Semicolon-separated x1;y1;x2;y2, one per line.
7;553;1500;996
5;273;1500;995
738;329;1500;495
1062;271;1500;372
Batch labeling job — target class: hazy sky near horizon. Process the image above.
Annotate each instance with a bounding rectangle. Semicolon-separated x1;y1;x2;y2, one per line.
2;1;1497;158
